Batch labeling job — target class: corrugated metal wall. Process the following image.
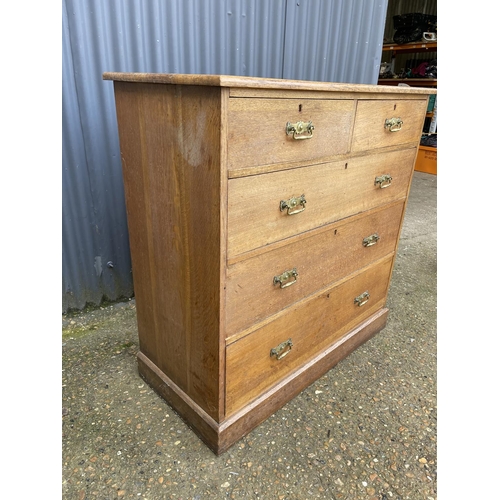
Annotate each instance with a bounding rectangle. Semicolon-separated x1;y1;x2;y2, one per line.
62;0;389;312
283;1;388;83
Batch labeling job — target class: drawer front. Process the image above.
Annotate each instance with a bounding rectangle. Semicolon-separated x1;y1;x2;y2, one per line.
225;256;393;415
351;99;428;152
227;148;416;258
227;98;355;174
225;201;404;338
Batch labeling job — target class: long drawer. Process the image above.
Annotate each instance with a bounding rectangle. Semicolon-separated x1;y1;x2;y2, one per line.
225;256;393;415
227;98;355;174
351;99;428;152
225;201;404;338
227;147;416;258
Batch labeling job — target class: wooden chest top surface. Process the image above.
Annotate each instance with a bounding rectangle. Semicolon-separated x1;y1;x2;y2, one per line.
103;72;436;95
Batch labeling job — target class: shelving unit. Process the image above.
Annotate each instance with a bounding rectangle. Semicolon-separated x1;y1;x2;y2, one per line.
379;78;437;88
378;41;437;175
379;41;437;74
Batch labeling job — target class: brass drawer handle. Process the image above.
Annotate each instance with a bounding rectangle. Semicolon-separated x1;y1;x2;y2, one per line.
363;233;380;247
270;338;293;360
354;291;370;307
375;174;392;189
285;120;314;140
273;268;298;288
385;117;403;132
280;194;306;215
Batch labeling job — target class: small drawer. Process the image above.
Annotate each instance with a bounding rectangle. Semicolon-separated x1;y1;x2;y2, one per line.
227;98;355;174
351;99;428;152
225;256;393;415
227;148;416;258
225;201;405;338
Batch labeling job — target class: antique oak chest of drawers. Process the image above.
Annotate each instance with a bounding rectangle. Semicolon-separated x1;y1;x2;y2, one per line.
103;72;436;454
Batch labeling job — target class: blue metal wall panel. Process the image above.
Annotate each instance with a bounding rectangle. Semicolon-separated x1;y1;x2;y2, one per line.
283;0;389;84
62;0;388;312
63;0;134;312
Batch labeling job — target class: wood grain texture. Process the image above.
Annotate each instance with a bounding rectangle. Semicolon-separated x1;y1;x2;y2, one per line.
227;148;417;258
113;82;222;420
351;99;428;151
218;308;389;454
217;88;230;420
227;143;417;179
227;98;355;172
103;72;436;95
225;201;404;338
112;83;160;368
225;256;393;415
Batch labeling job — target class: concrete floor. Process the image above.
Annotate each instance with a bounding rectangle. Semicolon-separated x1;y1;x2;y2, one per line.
62;171;437;500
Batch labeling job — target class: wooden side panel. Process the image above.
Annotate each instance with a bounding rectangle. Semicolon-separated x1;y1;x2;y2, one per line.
113;82;222;420
112;84;159;367
227;98;355;172
225;256;393;416
225;201;405;339
227;147;417;258
351;99;428;152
